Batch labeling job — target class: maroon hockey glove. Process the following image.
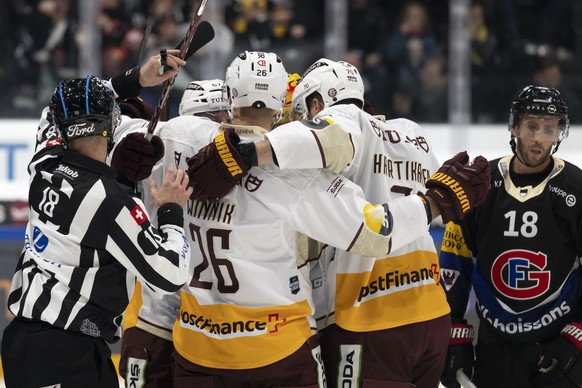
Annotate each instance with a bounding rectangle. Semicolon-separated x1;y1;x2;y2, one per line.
111;133;164;182
425;151;490;224
440;321;475;388
536;322;582;388
186;128;249;202
119;97;154;120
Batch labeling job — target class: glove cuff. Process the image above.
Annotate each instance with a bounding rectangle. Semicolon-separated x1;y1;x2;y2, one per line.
417;193;432;225
110;66;143;100
149;135;165;160
450;323;474;345
561;322;582;352
237;142;258;169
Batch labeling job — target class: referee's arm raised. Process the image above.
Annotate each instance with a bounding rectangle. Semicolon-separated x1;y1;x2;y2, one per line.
107;164;192;294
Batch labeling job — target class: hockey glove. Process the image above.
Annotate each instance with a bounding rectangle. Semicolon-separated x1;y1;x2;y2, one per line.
111;133;164;182
425;151;490;224
536;322;582;388
119;97;154;120
186;128;249;202
440;320;475;388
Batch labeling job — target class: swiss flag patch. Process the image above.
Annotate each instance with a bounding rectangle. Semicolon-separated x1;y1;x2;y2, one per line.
46;138;63;147
130;204;148;225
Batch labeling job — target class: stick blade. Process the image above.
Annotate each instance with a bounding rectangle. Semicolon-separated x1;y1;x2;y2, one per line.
175;20;215;60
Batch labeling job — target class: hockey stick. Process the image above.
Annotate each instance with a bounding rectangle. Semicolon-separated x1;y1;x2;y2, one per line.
159;20;214;122
456;369;476;388
145;0;210;139
138;24;152;66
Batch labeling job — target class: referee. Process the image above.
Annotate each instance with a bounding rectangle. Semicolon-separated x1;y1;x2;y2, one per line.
1;75;192;387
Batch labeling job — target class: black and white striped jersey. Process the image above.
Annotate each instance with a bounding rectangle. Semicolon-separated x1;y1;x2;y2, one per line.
7;108;190;343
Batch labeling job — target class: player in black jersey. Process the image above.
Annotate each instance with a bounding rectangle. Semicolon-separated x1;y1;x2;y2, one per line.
439;85;582;388
1;75;193;387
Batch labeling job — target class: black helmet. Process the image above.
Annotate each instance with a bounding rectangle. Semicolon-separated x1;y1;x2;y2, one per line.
508;85;569;140
49;76;119;143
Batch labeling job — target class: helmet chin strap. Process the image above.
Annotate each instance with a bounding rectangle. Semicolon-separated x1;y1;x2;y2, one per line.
510;136;560;168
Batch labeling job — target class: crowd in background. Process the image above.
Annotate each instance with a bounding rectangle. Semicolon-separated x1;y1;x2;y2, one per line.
1;0;582;123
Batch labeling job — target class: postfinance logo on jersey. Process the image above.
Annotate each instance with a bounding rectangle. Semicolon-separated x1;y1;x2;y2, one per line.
354;253;440;305
178;295;312;340
180;309;270;338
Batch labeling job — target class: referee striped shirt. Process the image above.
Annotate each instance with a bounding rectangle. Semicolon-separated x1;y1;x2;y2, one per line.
7;108;190;343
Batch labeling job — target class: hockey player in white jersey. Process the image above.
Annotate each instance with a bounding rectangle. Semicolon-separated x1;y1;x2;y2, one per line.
270;61;469;388
125;50;457;387
115;79;230;388
186;58;491;387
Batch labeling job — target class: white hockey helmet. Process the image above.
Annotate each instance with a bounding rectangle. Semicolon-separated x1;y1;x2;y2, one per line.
292;58;364;118
224;51;287;112
179;79;228;116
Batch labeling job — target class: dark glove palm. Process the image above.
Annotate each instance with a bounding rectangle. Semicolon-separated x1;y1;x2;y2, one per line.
187;128;248;202
536;325;582;388
426;151;490;223
441;320;475;388
111;133;164;182
441;343;475;388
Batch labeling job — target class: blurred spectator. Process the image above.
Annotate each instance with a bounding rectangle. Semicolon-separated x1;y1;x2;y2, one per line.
186;1;235;80
99;0;155;78
532;55;582;124
139;8;188;118
271;0;325;74
223;0;325;74
470;2;498;72
390;87;415;119
423;0;449;46
151;10;183;49
346;0;389;114
2;0;581;126
0;1;19;117
470;1;506;123
383;1;439;120
384;1;438;85
270;3;293;41
495;0;574;64
102;46;131;79
98;0;128;50
13;0;78;117
227;0;272;51
149;0;185;22
415;55;448;122
348;0;386;57
286;0;324;41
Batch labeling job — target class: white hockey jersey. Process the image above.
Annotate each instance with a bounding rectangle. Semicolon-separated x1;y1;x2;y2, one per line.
115;115;421;369
113;115;217;340
266;106;451;331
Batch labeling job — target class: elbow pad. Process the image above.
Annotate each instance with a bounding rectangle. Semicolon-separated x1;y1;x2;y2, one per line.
311;121;355;173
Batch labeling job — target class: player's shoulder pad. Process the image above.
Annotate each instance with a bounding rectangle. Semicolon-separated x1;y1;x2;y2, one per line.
385;117;421;131
299;117;334;129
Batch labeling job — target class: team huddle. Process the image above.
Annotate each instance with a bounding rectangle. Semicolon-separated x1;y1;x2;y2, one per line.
1;46;581;388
